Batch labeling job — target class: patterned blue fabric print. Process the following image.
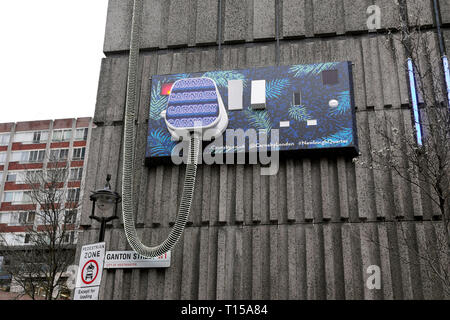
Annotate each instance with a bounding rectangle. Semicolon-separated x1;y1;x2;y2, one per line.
166;78;220;128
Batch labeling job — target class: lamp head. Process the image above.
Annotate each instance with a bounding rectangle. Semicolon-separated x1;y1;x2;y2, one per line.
90;175;122;213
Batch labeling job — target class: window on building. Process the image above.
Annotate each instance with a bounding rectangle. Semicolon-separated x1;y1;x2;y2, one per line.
1;212;11;224
52;129;72;142
33;132;41;143
50;148;69;161
0;152;6;164
75;128;88;141
28;150;45;162
25;170;42;183
69;167;83;181
6;171;30;184
22;191;32;204
27;211;36;224
0;134;10;146
8;212;19;224
32;131;48;143
3;191;32;204
24;233;31;244
60;149;69;160
72;148;85;160
9;151;26;162
18;212;27;224
64;209;77;224
36;212;51;225
3;192;17;203
0;212;8;224
18;211;35;225
63;231;75;244
67;188;80;202
13;132;33;143
6;173;16;182
46;169;60;182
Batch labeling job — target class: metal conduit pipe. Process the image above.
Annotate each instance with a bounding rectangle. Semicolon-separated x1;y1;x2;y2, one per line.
121;0;201;258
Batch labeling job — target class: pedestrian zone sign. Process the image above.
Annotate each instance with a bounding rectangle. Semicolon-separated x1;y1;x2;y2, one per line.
75;242;105;292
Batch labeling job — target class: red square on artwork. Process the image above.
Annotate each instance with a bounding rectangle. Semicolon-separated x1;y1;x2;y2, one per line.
161;83;173;95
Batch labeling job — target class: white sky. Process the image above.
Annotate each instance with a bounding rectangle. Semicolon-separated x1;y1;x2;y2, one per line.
0;1;109;123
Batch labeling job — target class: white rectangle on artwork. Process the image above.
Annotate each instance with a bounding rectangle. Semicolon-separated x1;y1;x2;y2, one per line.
228;80;243;110
251;80;266;109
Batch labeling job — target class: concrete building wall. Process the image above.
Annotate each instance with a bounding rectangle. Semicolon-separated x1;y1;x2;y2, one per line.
77;0;450;299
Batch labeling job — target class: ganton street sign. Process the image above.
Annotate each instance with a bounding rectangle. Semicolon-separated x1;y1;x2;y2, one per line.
104;250;171;269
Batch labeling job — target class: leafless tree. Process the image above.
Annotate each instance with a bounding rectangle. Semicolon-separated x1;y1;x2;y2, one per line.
355;0;449;297
0;157;79;300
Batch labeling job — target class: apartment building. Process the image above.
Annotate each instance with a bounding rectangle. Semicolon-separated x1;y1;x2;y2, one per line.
0;118;93;248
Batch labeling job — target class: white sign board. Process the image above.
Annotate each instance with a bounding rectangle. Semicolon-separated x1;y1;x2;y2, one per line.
104;251;171;269
73;286;100;300
75;242;105;289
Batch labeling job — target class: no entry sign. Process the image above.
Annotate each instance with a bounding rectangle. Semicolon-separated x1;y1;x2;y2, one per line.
75;242;105;290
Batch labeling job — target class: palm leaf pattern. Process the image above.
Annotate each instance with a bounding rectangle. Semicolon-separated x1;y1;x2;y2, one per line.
149;82;168;120
171;73;191;80
265;79;291;100
244;107;272;132
202;71;247;88
148;128;177;156
288;62;337;78
288;104;312;122
328;91;351;116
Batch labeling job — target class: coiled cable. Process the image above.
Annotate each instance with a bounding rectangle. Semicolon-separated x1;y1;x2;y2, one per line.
122;0;200;257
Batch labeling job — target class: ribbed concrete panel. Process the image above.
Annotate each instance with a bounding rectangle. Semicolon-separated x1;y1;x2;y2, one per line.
407;0;434;27
81;108;441;228
374;0;401;30
96;33;441;123
281;0;307;38
253;0;276;40
312;0;340;35
80;222;448;300
223;0;249;43
343;0;371;33
82;36;444;224
445;29;450;55
102;0;441;52
142;0;164;49
167;0;193;47
79;125;124;227
103;0;133;53
93;58;129;124
439;0;450;24
195;0;219;45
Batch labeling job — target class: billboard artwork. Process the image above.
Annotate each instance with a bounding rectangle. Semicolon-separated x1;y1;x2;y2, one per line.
145;61;357;164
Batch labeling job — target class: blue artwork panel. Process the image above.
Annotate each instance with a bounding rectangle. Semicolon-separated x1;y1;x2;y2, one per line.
146;61;358;163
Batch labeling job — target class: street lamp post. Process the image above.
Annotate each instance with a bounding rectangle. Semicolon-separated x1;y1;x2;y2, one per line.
89;174;122;242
